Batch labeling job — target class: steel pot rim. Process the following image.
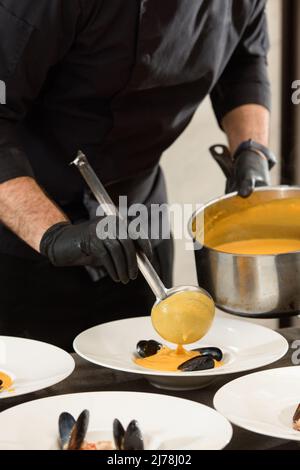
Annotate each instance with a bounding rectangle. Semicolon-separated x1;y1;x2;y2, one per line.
188;185;300;259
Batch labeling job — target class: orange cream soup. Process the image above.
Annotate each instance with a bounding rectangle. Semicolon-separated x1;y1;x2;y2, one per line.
134;345;222;372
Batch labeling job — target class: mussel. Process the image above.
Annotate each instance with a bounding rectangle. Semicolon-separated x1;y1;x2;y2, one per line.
113;419;144;450
136;340;162;358
178;355;215;372
293;404;300;431
192;347;223;362
59;410;144;450
59;410;90;450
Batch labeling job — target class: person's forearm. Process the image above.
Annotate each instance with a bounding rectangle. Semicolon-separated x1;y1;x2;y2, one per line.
0;177;68;252
221;104;270;154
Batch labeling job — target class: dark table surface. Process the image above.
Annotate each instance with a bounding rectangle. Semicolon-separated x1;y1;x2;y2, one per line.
1;327;300;450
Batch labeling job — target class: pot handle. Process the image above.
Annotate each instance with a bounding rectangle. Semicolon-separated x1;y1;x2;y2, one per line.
209;144;233;179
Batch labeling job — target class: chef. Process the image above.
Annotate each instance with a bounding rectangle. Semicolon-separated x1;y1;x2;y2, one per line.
0;0;276;350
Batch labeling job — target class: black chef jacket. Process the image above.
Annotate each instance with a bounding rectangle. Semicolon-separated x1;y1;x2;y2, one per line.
0;0;270;258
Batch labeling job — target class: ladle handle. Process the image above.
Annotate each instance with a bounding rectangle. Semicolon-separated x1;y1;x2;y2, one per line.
72;151;167;301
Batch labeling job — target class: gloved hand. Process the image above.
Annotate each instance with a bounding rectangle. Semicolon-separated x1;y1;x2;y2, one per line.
40;216;152;284
210;140;276;198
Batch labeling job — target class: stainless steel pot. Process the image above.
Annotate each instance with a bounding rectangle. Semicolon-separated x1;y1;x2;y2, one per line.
189;186;300;318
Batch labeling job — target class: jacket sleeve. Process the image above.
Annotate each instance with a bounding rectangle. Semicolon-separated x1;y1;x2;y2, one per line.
0;0;79;183
210;0;271;127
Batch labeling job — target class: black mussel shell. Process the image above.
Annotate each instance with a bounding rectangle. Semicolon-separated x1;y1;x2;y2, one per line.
68;409;90;450
59;409;89;450
123;420;144;451
136;340;162;358
178;355;215;372
59;412;76;450
192;347;223;362
113;418;125;450
113;418;144;450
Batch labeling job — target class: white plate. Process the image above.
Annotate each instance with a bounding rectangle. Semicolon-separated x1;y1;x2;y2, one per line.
214;366;300;441
0;391;232;450
0;336;74;399
73;316;288;391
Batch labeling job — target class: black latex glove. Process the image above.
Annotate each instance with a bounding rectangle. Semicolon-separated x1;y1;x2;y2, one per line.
40;216;152;284
210;144;272;198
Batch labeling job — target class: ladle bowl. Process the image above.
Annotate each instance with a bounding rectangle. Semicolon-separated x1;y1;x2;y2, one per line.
151;286;215;345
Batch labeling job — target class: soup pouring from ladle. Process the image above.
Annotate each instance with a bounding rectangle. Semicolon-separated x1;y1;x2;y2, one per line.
72;151;215;345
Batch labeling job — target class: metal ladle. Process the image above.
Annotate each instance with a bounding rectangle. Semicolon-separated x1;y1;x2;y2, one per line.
72;151;215;344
